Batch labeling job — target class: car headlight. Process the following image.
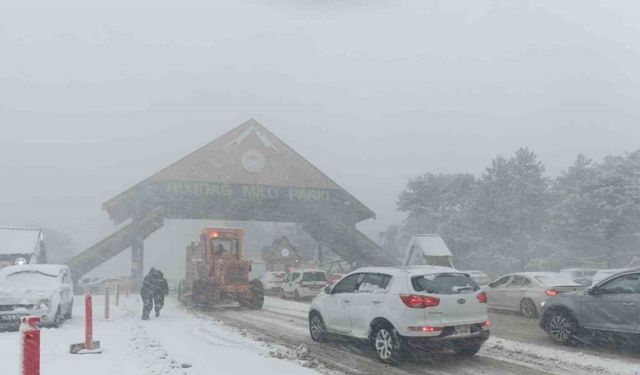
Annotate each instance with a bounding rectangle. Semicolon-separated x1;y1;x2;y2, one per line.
35;300;50;311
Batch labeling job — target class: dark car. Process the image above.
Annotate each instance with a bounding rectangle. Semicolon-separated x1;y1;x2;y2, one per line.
539;267;640;345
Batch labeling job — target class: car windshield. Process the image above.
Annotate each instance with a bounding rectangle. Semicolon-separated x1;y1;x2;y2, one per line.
412;273;479;294
1;271;57;289
302;272;326;282
271;273;285;281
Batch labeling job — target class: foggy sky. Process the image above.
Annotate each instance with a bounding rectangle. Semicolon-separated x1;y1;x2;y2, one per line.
2;0;640;250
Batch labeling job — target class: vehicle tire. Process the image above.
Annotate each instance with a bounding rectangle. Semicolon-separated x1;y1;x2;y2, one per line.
520;298;538;319
52;307;62;328
309;312;327;342
545;310;579;345
372;323;403;365
245;279;264;309
453;340;483;357
65;299;74;320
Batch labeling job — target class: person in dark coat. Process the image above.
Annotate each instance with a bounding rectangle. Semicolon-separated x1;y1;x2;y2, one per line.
153;270;169;317
140;267;169;320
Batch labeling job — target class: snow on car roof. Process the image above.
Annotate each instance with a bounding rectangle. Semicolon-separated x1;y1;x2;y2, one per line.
0;264;68;278
0;226;42;255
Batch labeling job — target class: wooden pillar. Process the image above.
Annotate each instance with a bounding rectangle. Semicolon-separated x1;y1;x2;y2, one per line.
131;237;144;290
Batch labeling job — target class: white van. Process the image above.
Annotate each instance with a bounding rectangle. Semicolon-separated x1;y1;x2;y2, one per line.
282;269;327;300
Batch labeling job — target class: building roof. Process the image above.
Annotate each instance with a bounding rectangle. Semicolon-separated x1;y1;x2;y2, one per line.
0;227;42;256
406;234;452;257
103;119;375;224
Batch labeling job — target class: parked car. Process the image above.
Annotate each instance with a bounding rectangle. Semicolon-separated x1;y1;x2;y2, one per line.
591;268;631;285
559;268;598;286
260;272;286;294
486;272;586;318
308;266;490;364
0;265;74;329
540;267;640;345
326;273;345;286
464;270;491;288
282;269;327;300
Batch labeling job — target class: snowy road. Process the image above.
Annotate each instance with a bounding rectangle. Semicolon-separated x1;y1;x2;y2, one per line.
0;296;329;375
3;295;640;375
204;296;640;375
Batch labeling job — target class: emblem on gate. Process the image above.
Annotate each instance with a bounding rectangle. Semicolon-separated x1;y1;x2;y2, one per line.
457;298;466;305
241;149;266;173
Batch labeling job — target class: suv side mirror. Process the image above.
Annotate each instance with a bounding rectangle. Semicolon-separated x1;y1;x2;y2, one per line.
587;286;599;295
323;285;331;294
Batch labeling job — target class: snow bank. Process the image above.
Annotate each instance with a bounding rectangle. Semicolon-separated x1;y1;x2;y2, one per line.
0;295;326;375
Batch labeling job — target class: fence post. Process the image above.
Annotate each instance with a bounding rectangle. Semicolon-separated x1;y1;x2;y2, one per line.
21;316;41;375
104;285;110;320
85;293;93;350
115;282;120;307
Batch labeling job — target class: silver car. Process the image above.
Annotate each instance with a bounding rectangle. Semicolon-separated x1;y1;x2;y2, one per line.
540;268;640;345
487;272;585;318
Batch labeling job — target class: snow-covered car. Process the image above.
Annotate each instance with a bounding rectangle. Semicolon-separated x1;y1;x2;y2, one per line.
559;268;598;286
487;272;586;318
540;268;640;345
308;266;490;364
464;270;491;288
259;272;286;294
591;268;631;285
282;269;327;300
0;265;74;329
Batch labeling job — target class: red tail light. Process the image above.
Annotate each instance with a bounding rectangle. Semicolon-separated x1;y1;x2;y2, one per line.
482;320;492;327
545;289;558;297
408;325;443;332
477;291;488;303
400;294;440;308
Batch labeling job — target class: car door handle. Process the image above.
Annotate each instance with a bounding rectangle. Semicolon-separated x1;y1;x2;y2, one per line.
342;300;350;304
372;301;382;305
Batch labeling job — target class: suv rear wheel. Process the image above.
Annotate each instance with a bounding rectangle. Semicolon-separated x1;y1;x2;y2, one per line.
372;324;403;364
453;340;483;356
546;311;578;345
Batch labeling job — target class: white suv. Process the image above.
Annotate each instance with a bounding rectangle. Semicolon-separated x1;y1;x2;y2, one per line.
308;266;490;364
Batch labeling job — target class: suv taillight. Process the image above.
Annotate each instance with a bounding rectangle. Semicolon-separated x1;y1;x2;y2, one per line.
545;289;558;297
400;294;440;308
477;291;488;303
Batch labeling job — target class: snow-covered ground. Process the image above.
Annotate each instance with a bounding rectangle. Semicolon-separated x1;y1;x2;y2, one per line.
0;295;326;375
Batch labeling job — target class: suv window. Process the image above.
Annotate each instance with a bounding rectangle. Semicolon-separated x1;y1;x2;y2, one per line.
599;273;640;294
412;273;479;294
357;273;392;293
489;276;511;288
291;273;300;282
333;273;362;294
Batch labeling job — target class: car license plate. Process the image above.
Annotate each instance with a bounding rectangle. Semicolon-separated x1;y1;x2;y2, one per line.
0;314;20;321
455;325;471;336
